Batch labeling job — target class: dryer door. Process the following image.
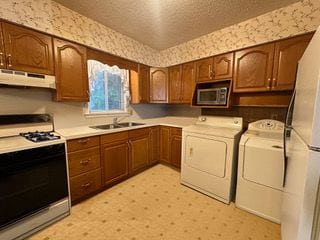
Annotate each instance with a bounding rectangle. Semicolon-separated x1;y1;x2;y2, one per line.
185;134;227;178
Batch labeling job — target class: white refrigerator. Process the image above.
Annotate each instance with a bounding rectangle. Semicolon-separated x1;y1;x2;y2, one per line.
282;26;320;240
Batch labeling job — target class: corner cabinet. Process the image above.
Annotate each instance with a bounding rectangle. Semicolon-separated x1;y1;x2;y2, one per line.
1;22;54;74
129;128;149;175
130;64;150;104
150;67;168;103
149;126;160;165
168;65;182;103
160;126;182;168
54;38;89;102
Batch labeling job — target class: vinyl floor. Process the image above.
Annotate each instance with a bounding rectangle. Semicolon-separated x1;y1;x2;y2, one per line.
29;164;281;240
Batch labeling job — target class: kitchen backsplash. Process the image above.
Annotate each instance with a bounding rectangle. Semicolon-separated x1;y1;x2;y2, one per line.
202;107;287;129
0;0;319;67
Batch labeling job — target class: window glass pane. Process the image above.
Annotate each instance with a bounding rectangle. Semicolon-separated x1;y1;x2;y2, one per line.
87;60;129;114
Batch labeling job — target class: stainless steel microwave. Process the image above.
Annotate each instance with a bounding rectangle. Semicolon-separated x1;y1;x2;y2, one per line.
197;87;228;105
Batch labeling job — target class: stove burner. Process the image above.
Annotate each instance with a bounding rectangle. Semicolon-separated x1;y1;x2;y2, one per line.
20;131;61;143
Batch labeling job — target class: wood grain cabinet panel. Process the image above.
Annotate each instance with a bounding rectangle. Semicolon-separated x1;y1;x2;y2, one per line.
272;33;312;91
69;168;102;202
54;38;89;102
129;135;149;174
170;134;182;169
67;136;100;152
1;22;54;74
195;57;214;82
150;67;168;103
68;146;101;177
0;23;7;69
101;141;129;186
169;65;182;103
139;64;150;103
160;126;170;164
181;62;195;103
233;43;275;92
213;53;234;80
149;126;160;165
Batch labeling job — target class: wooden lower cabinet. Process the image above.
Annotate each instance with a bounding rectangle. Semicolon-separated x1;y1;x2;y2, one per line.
129;130;149;174
149;126;160;165
160;126;182;168
69;168;102;202
160;126;170;164
170;128;182;168
101;132;129;186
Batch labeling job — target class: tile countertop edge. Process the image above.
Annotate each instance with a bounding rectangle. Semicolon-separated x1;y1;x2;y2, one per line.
55;118;197;140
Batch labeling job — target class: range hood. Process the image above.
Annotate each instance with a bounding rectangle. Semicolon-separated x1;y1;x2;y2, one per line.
0;69;56;89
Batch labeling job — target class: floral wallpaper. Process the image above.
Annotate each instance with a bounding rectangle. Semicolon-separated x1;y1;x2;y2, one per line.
160;0;320;66
0;0;319;67
0;0;160;66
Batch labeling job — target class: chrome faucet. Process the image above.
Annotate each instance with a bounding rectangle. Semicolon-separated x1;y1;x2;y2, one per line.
113;117;119;125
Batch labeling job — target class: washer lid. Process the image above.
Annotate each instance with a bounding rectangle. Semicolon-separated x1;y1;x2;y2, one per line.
183;124;242;138
245;137;284;150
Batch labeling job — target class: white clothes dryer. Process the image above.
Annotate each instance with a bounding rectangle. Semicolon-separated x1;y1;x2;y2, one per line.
235;119;284;223
181;116;243;204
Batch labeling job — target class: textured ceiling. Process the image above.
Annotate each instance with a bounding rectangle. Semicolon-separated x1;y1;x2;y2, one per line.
53;0;301;50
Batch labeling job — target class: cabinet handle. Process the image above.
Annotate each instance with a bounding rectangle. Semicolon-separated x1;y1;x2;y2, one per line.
189;147;193;157
78;138;90;144
209;65;212;79
80;158;91;165
81;182;91;188
7;54;12;67
272;78;276;87
0;52;4;67
267;78;271;89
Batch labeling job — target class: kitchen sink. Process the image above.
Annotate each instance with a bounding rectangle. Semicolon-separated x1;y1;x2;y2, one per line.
90;122;145;130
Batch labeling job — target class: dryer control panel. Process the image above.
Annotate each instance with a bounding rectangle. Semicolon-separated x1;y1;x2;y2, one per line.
248;119;284;132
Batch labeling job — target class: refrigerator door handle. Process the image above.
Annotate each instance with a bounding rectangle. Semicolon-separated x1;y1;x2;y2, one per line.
283;129;288;187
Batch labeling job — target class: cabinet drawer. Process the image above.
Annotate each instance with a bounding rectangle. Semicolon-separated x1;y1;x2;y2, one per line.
70;168;101;202
67;136;100;152
170;127;182;136
101;131;128;145
129;128;149;138
68;147;101;177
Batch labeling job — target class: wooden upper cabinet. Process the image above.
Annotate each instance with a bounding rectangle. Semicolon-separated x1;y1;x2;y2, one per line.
195;57;213;82
139;64;150;103
181;62;195;103
150;67;168;103
54;38;89;102
0;24;6;69
213;53;234;80
1;22;54;75
272;33;312;91
233;43;275;93
169;65;182;103
130;64;150;104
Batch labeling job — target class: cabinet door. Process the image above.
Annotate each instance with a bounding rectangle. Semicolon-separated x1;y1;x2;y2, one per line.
139;64;150;103
2;22;54;74
170;135;182;168
181;62;195;103
149;127;160;165
54;38;89;102
272;34;312;91
101;142;129;186
233;43;274;92
150;67;168;103
169;65;182;103
213;52;234;80
160;126;170;164
0;23;6;69
129;136;149;174
195;57;213;82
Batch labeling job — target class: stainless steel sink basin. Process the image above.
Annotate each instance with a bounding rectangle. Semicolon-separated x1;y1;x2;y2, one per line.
90;122;145;130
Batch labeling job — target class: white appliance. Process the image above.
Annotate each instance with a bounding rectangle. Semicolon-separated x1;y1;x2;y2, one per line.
181;116;243;204
0;69;56;89
236;119;284;223
281;27;320;240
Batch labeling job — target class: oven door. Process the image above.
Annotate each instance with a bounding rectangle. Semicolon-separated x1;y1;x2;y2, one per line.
197;88;220;105
0;143;68;229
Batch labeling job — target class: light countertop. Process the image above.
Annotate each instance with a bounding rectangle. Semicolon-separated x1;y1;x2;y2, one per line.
56;117;197;140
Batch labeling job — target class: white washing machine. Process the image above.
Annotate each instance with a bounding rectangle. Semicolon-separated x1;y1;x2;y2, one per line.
235;119;284;223
181;116;243;204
